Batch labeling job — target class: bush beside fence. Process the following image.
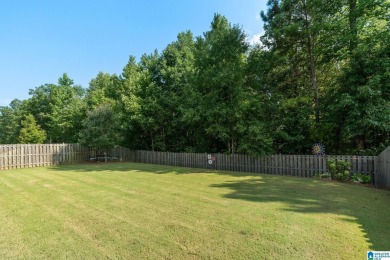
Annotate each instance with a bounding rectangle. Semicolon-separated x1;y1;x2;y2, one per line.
133;150;388;188
133;150;376;177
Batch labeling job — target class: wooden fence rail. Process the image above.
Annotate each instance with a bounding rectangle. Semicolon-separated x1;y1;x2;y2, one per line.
1;144;388;188
133;150;376;176
0;144;134;170
133;150;389;188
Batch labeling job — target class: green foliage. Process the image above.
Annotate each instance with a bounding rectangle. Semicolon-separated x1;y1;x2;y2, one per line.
193;14;248;153
27;73;86;143
18;114;47;144
313;172;332;179
0;8;388;155
57;73;74;87
0;100;26;144
327;30;390;152
259;0;389;154
85;72;117;109
78;104;123;150
326;159;351;181
320;0;390;153
351;173;371;184
320;173;331;179
190;14;273;155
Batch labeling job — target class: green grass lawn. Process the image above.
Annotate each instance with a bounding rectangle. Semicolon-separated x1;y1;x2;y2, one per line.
0;163;389;259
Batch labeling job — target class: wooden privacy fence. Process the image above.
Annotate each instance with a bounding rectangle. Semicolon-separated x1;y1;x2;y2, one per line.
86;146;135;162
0;144;389;188
134;150;375;176
133;150;390;188
0;144;134;170
375;147;390;188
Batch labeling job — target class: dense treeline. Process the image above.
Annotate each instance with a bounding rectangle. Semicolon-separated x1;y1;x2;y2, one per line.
0;1;389;155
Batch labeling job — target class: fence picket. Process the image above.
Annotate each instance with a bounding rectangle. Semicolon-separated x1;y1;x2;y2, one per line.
0;144;134;170
1;144;388;188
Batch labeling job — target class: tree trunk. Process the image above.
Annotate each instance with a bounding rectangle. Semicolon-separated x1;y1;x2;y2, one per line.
308;40;319;123
150;132;154;151
349;0;358;54
303;1;319;123
229;138;236;154
355;135;366;151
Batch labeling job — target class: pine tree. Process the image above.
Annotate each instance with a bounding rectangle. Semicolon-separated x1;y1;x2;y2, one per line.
18;114;47;144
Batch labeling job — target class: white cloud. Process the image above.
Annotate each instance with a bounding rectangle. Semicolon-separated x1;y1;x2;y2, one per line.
248;33;263;46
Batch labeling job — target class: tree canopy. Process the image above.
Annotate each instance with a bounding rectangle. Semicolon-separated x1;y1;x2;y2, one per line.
18;114;47;144
78;104;123;151
0;5;388;155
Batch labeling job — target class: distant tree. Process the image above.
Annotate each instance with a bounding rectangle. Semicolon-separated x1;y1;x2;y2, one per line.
1;9;388;155
57;73;74;86
78;104;123;151
320;0;390;153
18;114;47;144
326;25;390;152
0;99;26;144
126;51;163;151
193;14;272;154
27;73;86;142
85;72;117;109
153;31;196;151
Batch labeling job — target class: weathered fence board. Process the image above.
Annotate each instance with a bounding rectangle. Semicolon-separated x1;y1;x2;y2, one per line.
1;144;389;188
375;147;390;188
0;144;134;170
131;150;388;187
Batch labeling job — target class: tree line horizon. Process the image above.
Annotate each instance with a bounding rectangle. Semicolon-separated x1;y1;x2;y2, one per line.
0;0;389;155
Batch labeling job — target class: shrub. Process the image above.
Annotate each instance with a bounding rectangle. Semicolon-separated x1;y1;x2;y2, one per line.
351;173;371;184
326;159;351;182
337;170;351;182
361;175;371;184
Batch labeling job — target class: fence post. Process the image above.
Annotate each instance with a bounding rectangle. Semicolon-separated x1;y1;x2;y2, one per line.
0;144;386;188
375;146;390;188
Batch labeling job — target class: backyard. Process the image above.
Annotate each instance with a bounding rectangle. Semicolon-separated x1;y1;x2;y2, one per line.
0;162;389;259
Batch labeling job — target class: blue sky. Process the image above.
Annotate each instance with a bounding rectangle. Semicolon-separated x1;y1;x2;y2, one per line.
0;0;267;106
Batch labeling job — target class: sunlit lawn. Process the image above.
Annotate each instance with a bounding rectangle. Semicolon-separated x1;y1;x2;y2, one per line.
0;163;389;259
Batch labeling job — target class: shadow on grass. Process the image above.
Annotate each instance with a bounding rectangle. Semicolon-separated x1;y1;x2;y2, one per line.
49;162;390;250
48;162;214;175
210;174;390;251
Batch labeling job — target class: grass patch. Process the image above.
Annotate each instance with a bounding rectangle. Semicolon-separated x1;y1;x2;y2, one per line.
0;163;389;259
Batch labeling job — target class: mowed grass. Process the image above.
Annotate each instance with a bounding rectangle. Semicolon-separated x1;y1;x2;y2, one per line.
0;163;389;259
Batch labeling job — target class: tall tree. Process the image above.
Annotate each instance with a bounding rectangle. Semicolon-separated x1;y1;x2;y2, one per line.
125;51;163;151
261;0;340;124
0;99;26;144
155;31;196;151
27;73;86;142
259;0;359;153
85;72;122;110
78;104;123;151
317;0;389;153
18;114;47;144
118;56;143;148
194;14;272;154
